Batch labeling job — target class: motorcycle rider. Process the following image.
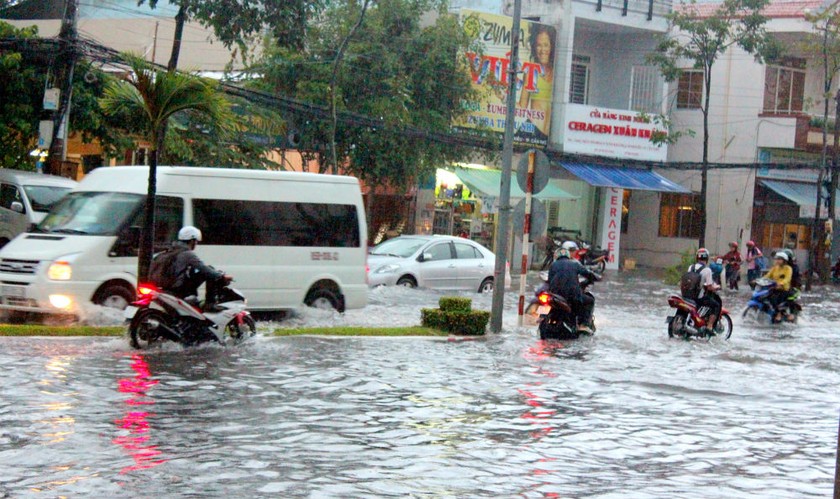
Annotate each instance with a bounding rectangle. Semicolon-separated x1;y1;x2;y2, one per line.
547;241;599;333
722;241;742;290
763;251;794;323
149;226;231;309
688;248;722;335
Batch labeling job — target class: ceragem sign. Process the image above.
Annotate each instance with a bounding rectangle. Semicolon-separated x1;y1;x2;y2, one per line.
563;104;668;162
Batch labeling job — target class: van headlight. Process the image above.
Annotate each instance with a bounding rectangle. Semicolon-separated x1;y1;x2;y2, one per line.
47;260;72;281
375;264;401;274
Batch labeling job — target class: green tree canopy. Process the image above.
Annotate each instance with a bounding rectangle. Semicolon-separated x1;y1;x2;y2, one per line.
251;0;481;190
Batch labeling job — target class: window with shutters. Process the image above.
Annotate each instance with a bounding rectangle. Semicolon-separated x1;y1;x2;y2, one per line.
676;70;703;110
630;66;662;114
763;58;806;114
569;55;590;105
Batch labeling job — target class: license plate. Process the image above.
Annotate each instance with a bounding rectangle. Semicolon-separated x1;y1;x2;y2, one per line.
666;315;674;323
537;305;550;316
124;306;139;319
1;285;25;298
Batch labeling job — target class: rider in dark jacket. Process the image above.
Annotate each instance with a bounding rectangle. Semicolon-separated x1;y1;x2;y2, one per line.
548;241;599;333
150;226;230;306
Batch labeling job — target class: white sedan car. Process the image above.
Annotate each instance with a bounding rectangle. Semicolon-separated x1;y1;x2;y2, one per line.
367;235;509;293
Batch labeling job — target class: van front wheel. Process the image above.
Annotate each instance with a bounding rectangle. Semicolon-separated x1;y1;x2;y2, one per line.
93;283;134;310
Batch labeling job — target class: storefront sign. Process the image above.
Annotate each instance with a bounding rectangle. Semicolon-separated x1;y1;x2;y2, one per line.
599;188;622;270
456;10;557;146
563;104;668;162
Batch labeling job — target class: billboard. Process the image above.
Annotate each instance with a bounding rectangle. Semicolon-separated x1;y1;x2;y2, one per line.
456;10;556;147
562;104;669;162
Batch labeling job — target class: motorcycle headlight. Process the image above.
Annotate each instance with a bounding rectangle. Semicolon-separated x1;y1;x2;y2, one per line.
375;264;401;274
47;260;72;281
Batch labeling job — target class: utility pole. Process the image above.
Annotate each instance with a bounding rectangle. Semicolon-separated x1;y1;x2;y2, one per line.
46;0;79;176
830;88;840;272
489;0;522;333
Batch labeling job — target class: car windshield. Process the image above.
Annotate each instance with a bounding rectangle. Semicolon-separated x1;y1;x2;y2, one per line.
23;185;72;212
370;237;428;258
37;191;143;236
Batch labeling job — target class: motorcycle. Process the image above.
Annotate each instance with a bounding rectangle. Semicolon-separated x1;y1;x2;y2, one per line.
573;242;609;273
743;277;801;324
666;293;733;340
535;274;599;340
125;280;255;349
524;271;551;324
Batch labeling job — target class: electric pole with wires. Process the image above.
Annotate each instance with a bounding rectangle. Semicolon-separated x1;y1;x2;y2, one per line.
46;0;79;176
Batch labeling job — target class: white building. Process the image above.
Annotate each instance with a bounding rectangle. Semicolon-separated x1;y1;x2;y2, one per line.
624;0;830;268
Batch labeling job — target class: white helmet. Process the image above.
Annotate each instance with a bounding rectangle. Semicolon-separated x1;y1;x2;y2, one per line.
561;241;579;252
178;226;202;242
774;251;789;262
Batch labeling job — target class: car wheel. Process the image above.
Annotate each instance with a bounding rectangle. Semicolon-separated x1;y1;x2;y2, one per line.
478;277;494;293
396;276;417;288
93;283;134;310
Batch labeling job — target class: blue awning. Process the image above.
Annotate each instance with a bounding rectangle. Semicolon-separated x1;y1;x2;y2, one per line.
557;163;691;193
759;179;821;206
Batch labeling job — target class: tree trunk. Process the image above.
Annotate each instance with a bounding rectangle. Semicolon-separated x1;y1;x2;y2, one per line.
168;5;186;71
137;133;161;282
699;66;711;249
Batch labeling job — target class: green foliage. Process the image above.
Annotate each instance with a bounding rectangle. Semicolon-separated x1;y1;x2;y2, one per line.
273;326;446;336
664;249;699;285
438;296;473;313
421;308;490;336
0;22;131;169
101;53;235;151
140;0;322;56
0;325;123;336
250;0;485;188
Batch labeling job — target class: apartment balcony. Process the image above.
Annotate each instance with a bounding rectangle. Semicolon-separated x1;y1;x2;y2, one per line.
757;113;839;154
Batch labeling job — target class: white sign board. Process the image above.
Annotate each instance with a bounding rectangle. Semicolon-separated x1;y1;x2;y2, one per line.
43;88;60;111
599;188;623;270
38;120;54;149
563;104;668;162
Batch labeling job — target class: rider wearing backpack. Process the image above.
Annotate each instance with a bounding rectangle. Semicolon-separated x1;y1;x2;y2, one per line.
149;226;231;308
681;248;722;335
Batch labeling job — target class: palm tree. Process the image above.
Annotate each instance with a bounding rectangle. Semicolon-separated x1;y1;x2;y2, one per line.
101;54;233;280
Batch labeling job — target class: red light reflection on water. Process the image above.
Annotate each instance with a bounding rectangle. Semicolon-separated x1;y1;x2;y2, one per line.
112;354;166;473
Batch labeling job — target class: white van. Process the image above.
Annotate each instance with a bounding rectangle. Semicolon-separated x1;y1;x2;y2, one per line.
0;169;76;247
0;166;368;316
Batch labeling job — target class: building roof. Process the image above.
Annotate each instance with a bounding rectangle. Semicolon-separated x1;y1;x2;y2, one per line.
676;0;826;19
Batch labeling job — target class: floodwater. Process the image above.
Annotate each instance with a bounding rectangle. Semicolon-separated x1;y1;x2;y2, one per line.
1;272;838;497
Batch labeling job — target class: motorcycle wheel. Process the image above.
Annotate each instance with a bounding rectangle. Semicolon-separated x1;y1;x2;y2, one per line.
714;314;733;340
742;306;761;323
594;260;606;273
227;315;257;341
668;312;686;338
129;309;170;349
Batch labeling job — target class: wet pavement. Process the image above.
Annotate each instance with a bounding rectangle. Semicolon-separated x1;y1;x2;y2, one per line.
0;271;838;497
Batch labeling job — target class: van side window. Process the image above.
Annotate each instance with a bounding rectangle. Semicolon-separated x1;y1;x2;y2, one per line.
113;196;184;256
193;199;360;247
0;184;23;212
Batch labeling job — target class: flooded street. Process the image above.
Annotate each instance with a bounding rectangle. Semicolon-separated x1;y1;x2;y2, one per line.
1;272;838;497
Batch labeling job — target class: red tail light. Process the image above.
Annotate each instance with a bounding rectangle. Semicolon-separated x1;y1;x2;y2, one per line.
137;284;159;297
538;292;550;305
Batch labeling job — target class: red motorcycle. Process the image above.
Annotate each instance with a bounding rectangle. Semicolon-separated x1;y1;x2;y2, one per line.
666;294;733;340
572;242;609;273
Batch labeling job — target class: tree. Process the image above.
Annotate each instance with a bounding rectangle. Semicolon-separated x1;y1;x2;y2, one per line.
0;21;132;169
252;0;481;191
101;54;234;280
138;0;324;70
649;0;777;247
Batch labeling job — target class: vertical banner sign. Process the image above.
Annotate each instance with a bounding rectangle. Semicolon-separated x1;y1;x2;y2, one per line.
599;188;622;270
457;10;556;147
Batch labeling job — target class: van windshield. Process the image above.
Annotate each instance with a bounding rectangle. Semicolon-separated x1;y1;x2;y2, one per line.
37;192;142;236
23;185;72;213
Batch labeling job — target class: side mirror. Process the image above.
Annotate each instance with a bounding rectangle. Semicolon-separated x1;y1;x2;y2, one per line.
421;252;433;262
10;201;24;214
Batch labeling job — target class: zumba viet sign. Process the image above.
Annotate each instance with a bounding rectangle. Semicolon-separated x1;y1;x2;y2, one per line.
563;104;668;162
456;10;556;147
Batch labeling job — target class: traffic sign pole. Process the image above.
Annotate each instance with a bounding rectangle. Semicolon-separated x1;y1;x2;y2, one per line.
517;151;536;326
